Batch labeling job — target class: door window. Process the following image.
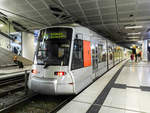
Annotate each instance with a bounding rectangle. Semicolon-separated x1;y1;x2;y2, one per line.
71;39;83;70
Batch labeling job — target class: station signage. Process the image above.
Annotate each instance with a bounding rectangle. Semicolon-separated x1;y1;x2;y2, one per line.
45;32;67;39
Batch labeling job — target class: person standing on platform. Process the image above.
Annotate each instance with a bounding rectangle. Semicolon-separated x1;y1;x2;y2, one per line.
135;54;138;62
130;54;134;62
13;56;18;64
13;56;24;68
138;51;142;61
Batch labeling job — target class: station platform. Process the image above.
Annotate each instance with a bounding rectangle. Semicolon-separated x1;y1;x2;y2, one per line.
0;66;31;74
58;60;150;113
0;66;31;80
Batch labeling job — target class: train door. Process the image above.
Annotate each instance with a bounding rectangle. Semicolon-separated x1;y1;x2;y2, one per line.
113;46;115;66
147;40;150;61
106;40;109;70
92;45;98;76
71;36;92;93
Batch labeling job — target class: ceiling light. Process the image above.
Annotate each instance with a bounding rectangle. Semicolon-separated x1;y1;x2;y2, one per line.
128;36;140;39
125;25;143;29
0;24;4;27
127;32;141;35
138;41;143;43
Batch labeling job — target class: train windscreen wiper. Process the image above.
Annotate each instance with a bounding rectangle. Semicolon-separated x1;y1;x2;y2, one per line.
43;62;49;69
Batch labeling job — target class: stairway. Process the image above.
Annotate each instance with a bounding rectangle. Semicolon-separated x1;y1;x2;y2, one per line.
0;47;33;67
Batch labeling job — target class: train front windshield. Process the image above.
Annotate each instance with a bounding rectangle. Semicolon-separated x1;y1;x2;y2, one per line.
35;28;72;66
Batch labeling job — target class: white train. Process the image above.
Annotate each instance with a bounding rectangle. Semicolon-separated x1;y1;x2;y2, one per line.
28;24;127;95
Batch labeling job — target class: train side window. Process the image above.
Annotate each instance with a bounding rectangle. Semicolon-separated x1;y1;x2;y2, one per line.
71;39;83;70
98;44;103;63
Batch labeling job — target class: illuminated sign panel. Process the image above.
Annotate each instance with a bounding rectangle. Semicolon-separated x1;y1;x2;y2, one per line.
45;32;67;39
40;28;73;40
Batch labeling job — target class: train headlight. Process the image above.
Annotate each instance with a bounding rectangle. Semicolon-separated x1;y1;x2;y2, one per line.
31;69;38;74
54;72;66;77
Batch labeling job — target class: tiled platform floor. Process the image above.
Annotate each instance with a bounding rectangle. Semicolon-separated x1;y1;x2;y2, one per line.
58;61;150;113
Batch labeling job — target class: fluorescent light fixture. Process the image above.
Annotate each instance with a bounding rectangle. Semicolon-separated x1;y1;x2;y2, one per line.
0;24;4;27
138;41;142;43
125;25;143;29
128;36;140;39
127;32;141;35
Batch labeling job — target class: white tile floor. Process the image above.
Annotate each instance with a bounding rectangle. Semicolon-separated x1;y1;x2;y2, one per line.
99;106;142;113
58;61;150;113
103;87;150;113
116;62;150;87
57;61;127;113
104;61;150;113
99;106;125;113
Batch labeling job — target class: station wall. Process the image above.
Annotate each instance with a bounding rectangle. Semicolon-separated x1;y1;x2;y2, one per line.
0;34;10;51
22;32;35;61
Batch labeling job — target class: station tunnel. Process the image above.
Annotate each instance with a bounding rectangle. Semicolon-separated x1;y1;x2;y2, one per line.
0;0;150;113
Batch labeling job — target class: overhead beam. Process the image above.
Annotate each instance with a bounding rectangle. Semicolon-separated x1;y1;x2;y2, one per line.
0;31;13;40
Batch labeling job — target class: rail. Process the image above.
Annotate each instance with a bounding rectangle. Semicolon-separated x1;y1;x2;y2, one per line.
0;70;36;113
0;69;75;113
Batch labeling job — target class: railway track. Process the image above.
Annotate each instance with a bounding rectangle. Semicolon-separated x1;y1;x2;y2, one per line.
0;71;35;113
0;72;75;113
6;95;74;113
0;92;36;113
0;73;25;98
49;96;75;113
0;92;74;113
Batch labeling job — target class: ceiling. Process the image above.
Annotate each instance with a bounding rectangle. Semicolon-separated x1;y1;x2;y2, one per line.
0;0;150;47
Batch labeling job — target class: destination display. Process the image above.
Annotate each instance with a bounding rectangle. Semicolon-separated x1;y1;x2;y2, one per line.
44;32;67;39
40;28;73;40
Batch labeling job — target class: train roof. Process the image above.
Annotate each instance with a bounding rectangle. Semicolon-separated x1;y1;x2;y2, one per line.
39;23;113;41
40;23;84;30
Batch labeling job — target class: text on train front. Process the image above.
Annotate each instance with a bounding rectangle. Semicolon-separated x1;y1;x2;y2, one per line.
34;28;73;67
